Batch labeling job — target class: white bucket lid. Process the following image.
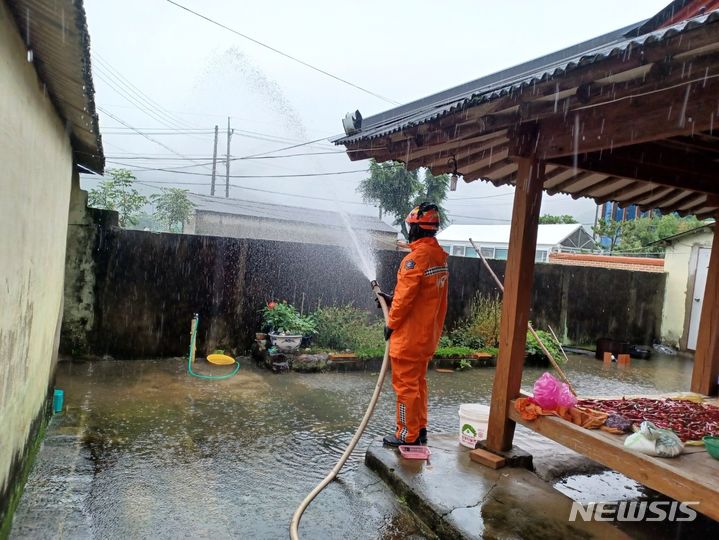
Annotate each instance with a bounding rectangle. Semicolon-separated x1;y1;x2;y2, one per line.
459;403;490;417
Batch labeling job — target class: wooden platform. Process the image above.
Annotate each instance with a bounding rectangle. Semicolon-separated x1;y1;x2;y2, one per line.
509;399;719;521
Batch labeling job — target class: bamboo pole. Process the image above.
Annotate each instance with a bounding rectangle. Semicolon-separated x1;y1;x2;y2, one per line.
548;325;571;365
469;238;577;396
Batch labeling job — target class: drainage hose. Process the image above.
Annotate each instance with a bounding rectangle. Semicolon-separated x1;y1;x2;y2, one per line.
187;314;240;380
289;280;390;540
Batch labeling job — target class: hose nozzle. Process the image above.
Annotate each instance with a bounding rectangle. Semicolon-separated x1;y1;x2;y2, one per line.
370;279;379;290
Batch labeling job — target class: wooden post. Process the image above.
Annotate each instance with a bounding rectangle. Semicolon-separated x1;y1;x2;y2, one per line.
691;228;719;396
486;158;545;452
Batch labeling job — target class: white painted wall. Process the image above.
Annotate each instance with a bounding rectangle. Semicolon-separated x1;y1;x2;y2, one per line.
0;2;74;495
661;229;714;349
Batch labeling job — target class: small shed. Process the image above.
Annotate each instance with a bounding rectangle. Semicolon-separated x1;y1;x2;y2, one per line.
437;223;593;261
334;0;719;520
185;194;398;249
657;223;715;350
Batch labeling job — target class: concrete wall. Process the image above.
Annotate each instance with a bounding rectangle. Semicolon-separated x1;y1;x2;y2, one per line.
188;211;398;250
65;227;665;358
0;1;74;522
661;229;714;348
61;180;118;356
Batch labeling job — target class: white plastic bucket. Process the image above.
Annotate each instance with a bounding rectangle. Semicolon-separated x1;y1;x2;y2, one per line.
458;404;490;448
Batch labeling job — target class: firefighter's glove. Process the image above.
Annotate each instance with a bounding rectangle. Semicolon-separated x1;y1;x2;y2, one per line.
375;291;394;310
383;326;394;341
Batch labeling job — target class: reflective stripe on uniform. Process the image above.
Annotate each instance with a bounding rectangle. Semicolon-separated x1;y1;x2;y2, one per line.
424;265;448;276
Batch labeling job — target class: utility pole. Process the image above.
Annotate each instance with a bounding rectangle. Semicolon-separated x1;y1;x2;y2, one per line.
210;124;219;196
225;116;233;198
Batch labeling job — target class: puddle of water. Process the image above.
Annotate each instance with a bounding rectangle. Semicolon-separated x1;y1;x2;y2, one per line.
49;353;701;538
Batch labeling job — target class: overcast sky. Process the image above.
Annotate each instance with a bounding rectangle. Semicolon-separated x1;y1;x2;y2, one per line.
82;0;672;228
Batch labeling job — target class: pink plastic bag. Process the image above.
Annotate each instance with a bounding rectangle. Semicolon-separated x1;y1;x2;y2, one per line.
532;372;576;410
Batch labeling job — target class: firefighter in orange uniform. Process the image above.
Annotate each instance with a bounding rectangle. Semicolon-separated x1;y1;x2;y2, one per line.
378;203;449;446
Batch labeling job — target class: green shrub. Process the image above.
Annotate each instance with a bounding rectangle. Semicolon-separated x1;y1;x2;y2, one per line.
526;327;565;364
434;346;476;358
450;294;502;349
312;305;385;352
456;358;473;371
356;346;386;360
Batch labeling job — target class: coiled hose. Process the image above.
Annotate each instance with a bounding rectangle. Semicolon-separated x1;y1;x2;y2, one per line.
289;280;390;539
187;314;241;380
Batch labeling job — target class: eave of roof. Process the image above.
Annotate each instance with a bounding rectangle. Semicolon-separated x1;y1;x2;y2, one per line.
331;6;719;220
333;11;718;146
6;0;104;173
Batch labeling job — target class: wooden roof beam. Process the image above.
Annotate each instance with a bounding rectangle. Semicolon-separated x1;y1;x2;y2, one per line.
462;159;517;182
639;188;692;209
549;137;719;196
634;186;676;206
404;131;509;166
593;182;659;205
529;74;719;160
658;192;711;213
546;172;602;195
571;176;628;199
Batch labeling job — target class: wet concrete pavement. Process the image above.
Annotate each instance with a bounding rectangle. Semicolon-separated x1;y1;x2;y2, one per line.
9;354;719;538
11;416;93;539
366;434;628;540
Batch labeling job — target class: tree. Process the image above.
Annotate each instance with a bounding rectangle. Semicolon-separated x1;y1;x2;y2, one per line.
151;188;195;233
592;218;623;254
357;160;449;239
592;214;704;255
538;214;578;224
88;168;147;227
618;214;702;254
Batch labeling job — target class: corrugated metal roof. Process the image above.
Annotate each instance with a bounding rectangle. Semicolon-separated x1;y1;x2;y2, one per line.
5;0;104;172
188;193;398;234
437;223;586;247
333;10;719;145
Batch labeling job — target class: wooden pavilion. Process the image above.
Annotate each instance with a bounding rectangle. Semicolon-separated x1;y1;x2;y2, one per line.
334;0;719;521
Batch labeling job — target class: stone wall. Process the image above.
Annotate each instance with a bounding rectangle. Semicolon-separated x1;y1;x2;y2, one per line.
0;2;74;525
69;227;666;358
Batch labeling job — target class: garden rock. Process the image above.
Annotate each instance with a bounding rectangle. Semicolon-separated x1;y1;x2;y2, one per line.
292;353;330;373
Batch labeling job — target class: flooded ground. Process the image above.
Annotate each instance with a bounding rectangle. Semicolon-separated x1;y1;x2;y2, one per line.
16;353;708;538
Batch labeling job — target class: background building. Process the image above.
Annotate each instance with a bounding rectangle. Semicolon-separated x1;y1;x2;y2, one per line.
185;194;398;249
657;223;714;350
436;224;594;262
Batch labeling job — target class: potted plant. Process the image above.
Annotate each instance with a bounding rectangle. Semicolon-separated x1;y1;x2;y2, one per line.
261;301;317;352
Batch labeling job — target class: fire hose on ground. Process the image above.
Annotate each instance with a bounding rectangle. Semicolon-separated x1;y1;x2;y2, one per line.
289;279;390;540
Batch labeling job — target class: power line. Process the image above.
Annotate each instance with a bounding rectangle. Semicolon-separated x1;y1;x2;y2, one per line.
103;150;347;161
98;107;214;171
93;65;203;135
165;0;399;106
106;160;370;178
93;54;199;131
132;179;372;206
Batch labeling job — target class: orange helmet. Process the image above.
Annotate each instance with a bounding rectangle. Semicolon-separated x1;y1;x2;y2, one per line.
406;203;440;231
